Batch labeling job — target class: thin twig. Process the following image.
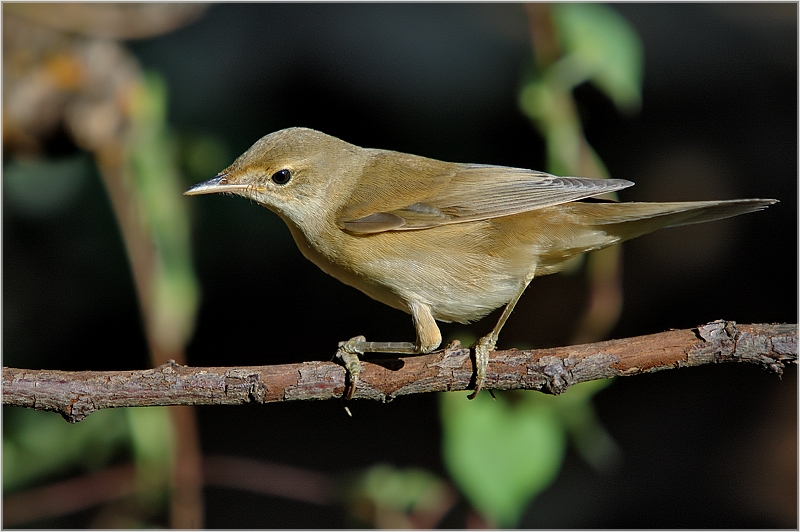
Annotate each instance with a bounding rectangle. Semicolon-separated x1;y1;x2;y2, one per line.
3;320;795;423
2;463;139;527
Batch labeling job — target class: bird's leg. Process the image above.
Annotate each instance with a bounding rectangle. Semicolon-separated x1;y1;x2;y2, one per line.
335;301;441;400
469;269;536;400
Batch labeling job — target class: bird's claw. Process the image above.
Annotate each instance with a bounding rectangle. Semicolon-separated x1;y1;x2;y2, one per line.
468;335;495;400
335;336;366;401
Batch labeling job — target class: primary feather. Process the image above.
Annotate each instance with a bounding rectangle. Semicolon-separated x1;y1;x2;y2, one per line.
338;152;634;233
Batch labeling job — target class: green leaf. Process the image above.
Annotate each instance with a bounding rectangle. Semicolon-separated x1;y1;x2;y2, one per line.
343;463;452;528
355;463;449;512
440;391;567;527
552;3;644;113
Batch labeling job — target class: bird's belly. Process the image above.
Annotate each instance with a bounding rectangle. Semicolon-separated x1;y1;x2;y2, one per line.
288;218;539;324
360;257;522;323
341;228;531;324
300;240;515;323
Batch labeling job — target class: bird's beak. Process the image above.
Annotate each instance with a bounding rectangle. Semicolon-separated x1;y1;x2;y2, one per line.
184;173;249;196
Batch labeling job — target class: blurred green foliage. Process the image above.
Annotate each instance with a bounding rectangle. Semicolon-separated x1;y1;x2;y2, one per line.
125;407;175;509
4;408;131;493
519;3;643;176
441;390;566;527
126;72;200;354
344;463;453;528
551;3;643;113
441;380;618;527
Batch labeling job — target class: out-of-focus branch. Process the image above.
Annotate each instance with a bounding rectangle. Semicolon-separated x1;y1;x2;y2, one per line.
4;321;795;423
3;8;206;527
2;455;336;528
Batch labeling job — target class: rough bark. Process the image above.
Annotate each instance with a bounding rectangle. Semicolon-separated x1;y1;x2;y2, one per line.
3;320;796;423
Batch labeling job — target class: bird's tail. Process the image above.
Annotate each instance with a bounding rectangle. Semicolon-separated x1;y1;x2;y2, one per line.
533;198;776;274
580;198;777;241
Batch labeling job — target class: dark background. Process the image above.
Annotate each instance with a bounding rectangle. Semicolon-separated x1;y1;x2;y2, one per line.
4;3;797;528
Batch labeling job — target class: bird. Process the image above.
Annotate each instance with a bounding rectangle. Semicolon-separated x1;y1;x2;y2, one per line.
185;127;776;400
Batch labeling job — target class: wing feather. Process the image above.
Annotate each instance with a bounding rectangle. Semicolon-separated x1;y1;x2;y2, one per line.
338;158;633;234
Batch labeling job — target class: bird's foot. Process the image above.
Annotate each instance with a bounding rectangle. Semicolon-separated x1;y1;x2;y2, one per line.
335;336;366;401
335;337;418;403
468;334;496;400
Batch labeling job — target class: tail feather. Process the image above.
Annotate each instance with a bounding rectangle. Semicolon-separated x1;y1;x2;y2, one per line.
582;198;777;241
526;198;776;275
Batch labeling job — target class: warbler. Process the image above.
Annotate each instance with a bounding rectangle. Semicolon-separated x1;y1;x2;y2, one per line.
185;127;776;399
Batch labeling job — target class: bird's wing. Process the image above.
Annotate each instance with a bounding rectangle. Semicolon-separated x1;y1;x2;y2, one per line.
337;159;634;234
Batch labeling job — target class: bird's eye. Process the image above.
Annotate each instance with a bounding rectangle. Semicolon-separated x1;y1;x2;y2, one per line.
271;169;292;185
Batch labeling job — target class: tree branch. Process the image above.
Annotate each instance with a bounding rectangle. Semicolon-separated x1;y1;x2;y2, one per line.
4;320;796;423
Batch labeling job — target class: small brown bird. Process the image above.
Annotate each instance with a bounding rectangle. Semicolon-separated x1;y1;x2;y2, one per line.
185;127;775;399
